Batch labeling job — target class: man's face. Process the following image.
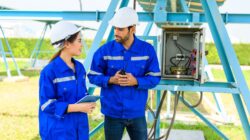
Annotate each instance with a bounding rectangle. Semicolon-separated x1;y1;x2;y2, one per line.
114;27;132;43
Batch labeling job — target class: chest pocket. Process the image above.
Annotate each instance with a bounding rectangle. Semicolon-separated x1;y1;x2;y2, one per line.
107;61;123;76
56;80;76;101
131;61;147;76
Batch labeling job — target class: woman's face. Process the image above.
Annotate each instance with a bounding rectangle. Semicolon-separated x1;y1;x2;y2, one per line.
66;33;83;56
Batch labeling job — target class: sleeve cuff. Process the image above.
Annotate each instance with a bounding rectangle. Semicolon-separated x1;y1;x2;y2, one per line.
136;77;144;89
102;76;111;88
55;102;69;118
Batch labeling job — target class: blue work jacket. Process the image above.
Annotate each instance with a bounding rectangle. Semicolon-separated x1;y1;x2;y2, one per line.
88;36;161;119
39;56;89;140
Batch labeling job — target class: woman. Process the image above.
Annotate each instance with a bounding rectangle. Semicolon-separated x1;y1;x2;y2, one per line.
39;21;96;140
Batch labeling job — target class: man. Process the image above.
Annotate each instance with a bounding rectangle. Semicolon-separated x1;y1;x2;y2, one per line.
88;7;161;140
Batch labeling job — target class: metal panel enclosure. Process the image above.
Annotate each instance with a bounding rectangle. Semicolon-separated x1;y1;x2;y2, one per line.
161;27;205;82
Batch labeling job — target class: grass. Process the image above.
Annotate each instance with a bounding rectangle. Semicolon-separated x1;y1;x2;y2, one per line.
206;43;250;65
1;38;250;64
0;60;250;140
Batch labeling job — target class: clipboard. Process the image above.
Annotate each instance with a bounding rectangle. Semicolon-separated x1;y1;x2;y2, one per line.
76;95;101;103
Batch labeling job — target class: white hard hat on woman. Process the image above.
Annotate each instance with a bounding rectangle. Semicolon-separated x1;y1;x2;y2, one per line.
50;21;82;48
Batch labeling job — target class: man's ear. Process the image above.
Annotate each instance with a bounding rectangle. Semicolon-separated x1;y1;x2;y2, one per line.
131;26;136;34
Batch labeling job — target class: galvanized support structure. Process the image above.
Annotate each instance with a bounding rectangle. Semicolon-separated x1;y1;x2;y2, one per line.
201;0;250;139
30;22;50;67
0;0;250;139
0;25;22;77
1;11;250;24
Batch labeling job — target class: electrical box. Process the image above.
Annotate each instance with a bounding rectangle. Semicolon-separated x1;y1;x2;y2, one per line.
160;27;206;83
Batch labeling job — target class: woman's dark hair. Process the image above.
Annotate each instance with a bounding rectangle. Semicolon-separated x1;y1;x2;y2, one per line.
49;31;80;62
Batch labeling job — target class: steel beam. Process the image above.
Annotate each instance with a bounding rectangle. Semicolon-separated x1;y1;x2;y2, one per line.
1;10;250;24
179;95;229;140
30;23;48;67
201;0;250;139
87;80;239;94
89;121;104;138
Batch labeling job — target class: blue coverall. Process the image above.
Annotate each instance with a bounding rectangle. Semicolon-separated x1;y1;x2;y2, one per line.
88;36;161;119
39;56;89;140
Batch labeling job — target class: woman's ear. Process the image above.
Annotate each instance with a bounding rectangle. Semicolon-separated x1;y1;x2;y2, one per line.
64;41;70;48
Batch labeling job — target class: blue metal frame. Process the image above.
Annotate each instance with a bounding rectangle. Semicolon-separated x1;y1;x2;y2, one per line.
204;59;229;121
138;35;160;137
156;90;161;138
154;0;167;23
87;0;130;137
179;94;229;140
0;36;11;77
181;0;229;122
1;10;250;24
0;25;22;77
143;22;153;36
30;23;49;67
83;0;121;70
106;0;129;42
156;80;238;93
1;0;250;139
180;0;189;12
201;0;250;139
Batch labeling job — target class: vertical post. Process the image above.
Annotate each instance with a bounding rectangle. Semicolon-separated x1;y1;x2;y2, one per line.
156;90;161;138
153;0;167;138
180;0;189;12
83;0;122;70
154;0;167;23
166;90;171;118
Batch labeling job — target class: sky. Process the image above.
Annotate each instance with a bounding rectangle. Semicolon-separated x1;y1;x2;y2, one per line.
0;0;250;43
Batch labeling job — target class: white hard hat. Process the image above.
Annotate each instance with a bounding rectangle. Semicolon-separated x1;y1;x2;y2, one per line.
109;7;139;28
50;21;82;48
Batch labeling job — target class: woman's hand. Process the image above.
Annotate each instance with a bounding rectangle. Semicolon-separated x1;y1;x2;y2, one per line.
67;102;96;114
78;102;96;113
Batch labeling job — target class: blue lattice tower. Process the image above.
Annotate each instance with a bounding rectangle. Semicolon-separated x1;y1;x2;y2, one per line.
0;0;250;139
0;25;22;78
29;22;52;68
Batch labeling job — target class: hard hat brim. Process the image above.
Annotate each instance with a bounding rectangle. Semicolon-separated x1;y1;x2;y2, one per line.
74;26;83;35
52;26;83;49
109;20;139;28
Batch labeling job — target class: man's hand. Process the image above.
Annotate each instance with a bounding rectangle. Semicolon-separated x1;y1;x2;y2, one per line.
118;73;138;86
109;71;138;86
108;71;120;85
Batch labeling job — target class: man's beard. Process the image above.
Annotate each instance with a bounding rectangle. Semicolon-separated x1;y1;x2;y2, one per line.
115;33;129;43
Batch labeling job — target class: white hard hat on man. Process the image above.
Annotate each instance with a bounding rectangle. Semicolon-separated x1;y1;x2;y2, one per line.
109;7;139;28
50;21;82;48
